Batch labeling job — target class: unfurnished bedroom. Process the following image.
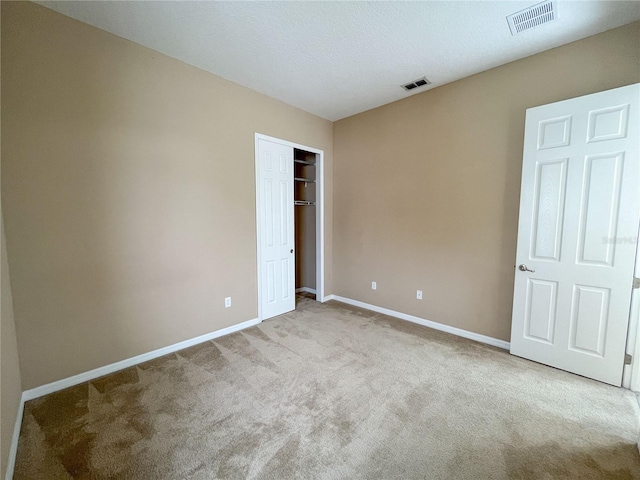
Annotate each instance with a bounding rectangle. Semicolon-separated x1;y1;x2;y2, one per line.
1;1;640;478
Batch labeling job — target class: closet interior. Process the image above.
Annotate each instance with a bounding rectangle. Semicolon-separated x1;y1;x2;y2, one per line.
294;148;317;299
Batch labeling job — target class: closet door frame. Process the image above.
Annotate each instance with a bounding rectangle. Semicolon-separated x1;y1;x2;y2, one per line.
254;133;325;321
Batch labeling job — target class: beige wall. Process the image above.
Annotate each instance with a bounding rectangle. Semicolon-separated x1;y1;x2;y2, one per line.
1;2;333;389
333;22;640;342
1;217;22;478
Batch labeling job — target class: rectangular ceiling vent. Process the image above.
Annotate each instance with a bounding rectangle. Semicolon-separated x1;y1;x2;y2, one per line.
507;1;557;36
402;77;431;92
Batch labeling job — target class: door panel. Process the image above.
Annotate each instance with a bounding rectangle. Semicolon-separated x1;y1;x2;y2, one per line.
511;84;640;386
258;139;295;320
577;153;623;266
524;279;558;344
587;105;629;143
569;285;609;356
537;115;572;149
531;158;567;261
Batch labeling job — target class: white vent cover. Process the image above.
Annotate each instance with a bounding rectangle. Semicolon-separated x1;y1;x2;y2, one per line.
507;1;557;35
402;77;431;92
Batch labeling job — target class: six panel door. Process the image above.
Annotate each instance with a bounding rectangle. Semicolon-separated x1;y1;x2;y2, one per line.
258;139;295;320
510;84;640;386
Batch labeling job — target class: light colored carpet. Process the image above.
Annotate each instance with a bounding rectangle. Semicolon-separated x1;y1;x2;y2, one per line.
14;296;640;479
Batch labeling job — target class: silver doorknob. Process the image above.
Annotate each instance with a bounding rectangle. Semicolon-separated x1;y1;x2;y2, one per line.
518;264;535;273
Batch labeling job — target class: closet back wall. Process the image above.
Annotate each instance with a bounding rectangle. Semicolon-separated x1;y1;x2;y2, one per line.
333;22;640;341
1;1;333;390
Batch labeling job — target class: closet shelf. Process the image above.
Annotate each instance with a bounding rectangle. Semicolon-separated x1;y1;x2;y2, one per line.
294;159;316;165
294;177;315;183
294;200;316;206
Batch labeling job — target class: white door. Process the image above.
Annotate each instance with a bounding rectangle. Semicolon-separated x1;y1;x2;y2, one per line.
257;138;295;320
510;84;640;386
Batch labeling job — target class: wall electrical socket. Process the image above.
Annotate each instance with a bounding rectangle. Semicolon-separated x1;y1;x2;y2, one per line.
225;297;232;308
416;290;423;300
371;281;377;290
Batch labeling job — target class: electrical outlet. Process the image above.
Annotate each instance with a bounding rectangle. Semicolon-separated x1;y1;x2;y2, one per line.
371;281;377;290
417;290;423;300
225;297;232;308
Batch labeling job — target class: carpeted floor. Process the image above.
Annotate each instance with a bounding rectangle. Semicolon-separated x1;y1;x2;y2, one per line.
14;296;640;479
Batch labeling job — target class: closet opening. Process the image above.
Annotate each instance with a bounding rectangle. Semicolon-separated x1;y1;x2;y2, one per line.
294;148;317;302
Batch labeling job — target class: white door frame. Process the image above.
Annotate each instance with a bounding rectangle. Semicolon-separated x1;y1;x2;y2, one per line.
623;224;640;391
254;133;325;322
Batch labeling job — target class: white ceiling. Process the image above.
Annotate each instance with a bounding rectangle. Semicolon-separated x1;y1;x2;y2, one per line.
38;1;640;121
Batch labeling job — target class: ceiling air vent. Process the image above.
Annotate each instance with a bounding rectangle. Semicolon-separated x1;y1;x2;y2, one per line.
507;1;557;36
402;77;431;92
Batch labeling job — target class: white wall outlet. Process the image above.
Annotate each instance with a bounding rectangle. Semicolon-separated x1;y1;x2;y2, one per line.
417;290;423;300
225;297;232;308
371;281;377;290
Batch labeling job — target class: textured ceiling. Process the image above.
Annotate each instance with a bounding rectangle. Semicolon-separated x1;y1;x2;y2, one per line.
38;1;640;121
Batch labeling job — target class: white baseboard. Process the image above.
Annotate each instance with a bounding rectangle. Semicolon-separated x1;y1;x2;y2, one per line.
296;287;317;294
5;392;26;480
22;317;260;402
328;295;510;350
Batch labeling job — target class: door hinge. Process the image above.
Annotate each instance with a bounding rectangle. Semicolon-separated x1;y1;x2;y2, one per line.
625;353;633;365
634;277;640;289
